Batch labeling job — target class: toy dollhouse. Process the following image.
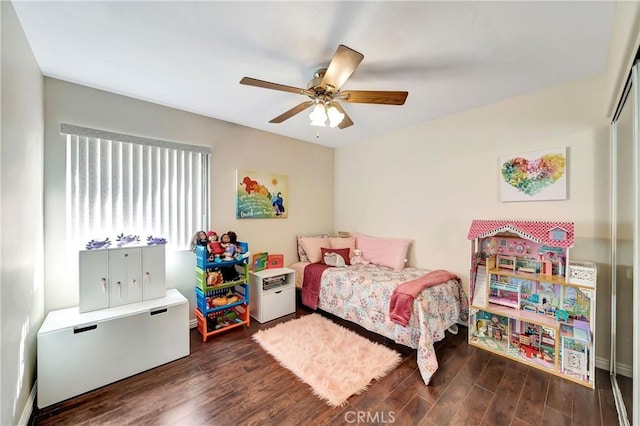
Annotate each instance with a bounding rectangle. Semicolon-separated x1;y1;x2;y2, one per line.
467;220;597;388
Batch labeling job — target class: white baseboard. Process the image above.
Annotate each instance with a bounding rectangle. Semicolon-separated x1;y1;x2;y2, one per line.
189;318;197;329
595;356;633;378
596;356;610;372
617;364;633;378
614;360;633;378
18;380;36;426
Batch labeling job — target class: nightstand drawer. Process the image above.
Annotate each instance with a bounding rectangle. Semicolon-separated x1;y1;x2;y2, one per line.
260;286;295;322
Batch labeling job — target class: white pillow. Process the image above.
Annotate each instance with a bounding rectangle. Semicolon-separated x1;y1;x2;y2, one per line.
299;237;331;263
297;234;329;261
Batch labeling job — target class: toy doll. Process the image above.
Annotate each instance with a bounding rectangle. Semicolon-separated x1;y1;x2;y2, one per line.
228;231;241;249
207;231;224;260
190;230;208;252
220;233;237;261
218;231;243;281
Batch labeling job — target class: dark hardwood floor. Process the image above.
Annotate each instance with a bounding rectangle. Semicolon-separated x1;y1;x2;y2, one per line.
31;307;620;426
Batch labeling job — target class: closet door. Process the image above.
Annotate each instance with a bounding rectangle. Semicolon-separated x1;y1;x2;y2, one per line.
611;61;639;425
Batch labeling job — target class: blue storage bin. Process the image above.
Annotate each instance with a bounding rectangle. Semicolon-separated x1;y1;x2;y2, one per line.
195;242;249;269
195;284;249;314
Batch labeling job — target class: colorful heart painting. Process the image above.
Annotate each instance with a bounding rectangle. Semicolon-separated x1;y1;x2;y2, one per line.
501;152;566;198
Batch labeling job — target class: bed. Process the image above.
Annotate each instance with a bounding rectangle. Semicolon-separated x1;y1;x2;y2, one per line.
290;234;469;385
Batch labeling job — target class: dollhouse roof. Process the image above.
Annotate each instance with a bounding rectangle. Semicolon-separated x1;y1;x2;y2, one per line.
467;220;574;247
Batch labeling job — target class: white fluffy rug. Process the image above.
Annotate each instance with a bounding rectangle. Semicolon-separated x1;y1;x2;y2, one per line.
252;313;402;407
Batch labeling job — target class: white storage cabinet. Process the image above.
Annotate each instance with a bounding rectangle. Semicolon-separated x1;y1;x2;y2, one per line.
79;244;166;313
37;289;189;408
249;268;295;323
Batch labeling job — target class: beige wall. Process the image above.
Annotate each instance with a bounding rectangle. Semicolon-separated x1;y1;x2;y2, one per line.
335;0;640;368
335;75;611;360
43;78;334;316
1;2;45;425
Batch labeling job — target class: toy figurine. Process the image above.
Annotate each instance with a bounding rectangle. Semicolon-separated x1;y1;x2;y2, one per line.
147;235;168;245
116;233;140;246
85;238;111;250
350;249;370;265
206;269;223;287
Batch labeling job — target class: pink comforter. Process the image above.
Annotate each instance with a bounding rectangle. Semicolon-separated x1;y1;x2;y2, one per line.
389;270;460;326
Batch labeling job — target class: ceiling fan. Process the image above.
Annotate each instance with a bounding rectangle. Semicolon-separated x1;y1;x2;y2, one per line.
239;44;408;129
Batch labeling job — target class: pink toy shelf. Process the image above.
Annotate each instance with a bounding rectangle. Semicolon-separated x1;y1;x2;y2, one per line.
467;220;597;388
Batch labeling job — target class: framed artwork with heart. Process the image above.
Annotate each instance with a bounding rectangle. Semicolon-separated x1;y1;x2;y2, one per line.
500;147;567;202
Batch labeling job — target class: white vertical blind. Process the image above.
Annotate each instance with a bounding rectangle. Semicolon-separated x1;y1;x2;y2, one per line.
63;124;210;250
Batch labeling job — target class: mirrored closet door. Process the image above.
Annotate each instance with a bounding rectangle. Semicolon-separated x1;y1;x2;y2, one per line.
611;60;639;426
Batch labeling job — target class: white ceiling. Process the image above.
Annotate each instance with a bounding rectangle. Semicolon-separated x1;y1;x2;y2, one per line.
12;1;615;148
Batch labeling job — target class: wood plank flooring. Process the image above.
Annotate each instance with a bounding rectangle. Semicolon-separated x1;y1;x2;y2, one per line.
30;307;620;425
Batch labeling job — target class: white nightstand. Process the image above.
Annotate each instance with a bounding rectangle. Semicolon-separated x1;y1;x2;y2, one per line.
249;267;296;323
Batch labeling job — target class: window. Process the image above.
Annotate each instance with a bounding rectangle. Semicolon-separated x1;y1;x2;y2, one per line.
62;124;210;250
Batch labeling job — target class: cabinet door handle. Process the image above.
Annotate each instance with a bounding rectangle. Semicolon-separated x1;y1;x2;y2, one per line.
73;324;98;334
101;278;106;293
131;279;136;286
116;281;121;297
145;272;150;286
275;290;282;294
150;308;167;316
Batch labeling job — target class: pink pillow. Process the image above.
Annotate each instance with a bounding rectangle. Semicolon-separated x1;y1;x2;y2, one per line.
329;237;355;259
354;234;411;271
299;237;331;263
320;247;351;266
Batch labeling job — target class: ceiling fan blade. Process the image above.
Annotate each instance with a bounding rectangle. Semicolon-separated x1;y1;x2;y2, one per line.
269;101;315;123
240;77;314;96
320;45;364;92
339;90;408;105
331;103;354;129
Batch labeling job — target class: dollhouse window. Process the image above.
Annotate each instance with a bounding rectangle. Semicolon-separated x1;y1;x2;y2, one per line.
63;124;211;250
549;228;567;241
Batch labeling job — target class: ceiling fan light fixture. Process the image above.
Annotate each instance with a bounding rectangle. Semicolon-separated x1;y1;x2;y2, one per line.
309;104;327;127
327;105;345;128
240;44;407;131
